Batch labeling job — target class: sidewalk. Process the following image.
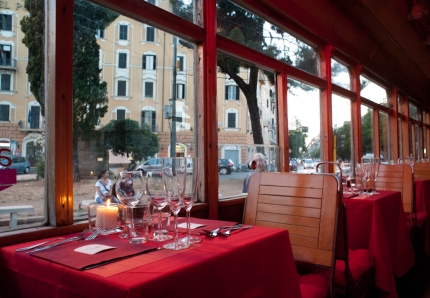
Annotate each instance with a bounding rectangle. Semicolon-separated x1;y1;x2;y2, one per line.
16;174;38;182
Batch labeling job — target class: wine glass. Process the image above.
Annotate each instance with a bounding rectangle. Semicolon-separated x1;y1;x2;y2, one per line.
114;171;145;237
362;161;373;195
179;157;201;245
163;157;189;250
372;158;380;194
146;166;173;242
355;163;365;194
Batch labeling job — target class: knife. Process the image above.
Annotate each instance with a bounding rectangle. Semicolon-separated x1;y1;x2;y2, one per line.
15;238;65;252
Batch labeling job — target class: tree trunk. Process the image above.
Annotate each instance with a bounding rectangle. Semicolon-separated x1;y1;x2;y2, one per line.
73;139;81;182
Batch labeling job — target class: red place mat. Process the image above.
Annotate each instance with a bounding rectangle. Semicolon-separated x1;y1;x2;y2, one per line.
28;235;160;270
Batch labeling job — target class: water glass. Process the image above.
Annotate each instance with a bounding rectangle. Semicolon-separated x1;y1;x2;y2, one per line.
125;202;150;244
151;211;170;236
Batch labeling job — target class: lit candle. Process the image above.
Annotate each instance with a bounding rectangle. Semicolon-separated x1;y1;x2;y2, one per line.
95;200;119;230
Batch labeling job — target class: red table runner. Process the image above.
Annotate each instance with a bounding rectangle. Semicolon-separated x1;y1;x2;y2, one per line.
345;190;415;298
0;219;301;298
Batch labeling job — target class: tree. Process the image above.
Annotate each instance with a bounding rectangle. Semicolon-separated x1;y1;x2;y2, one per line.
361;110;373;155
171;0;319;146
288;118;308;158
101;119;160;162
21;0;119;181
334;121;352;161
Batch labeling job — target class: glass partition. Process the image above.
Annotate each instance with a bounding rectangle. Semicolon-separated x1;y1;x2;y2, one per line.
216;54;278;198
0;1;46;231
361;106;373;157
409;102;420;121
360;76;388;107
332;94;351;165
72;2;198;217
216;0;319;76
331;59;351;90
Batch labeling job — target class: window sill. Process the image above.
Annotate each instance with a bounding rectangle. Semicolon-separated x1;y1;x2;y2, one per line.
0;91;16;95
224;128;240;132
112;96;131;101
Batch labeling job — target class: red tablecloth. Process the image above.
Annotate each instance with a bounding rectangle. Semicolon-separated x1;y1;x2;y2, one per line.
414;178;430;255
0;219;301;298
344;191;415;298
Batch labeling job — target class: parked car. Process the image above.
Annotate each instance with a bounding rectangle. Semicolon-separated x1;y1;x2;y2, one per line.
303;159;315;169
218;159;236;175
0;156;31;174
136;158;162;174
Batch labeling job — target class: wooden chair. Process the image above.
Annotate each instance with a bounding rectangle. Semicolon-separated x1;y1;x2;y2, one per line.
244;172;339;297
413;161;430;180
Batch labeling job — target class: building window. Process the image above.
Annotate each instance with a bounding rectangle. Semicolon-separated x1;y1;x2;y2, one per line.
175;111;183;124
117;109;126;120
227;112;236;128
0;74;11;91
267;99;269;108
145;82;154;97
177;56;184;71
119;25;128;40
0;104;9;121
142;110;156;132
117;80;126;96
142;55;156;70
177;84;185;99
225;85;239;100
0;14;12;31
0;45;12;67
146;27;155;42
146;0;156;4
29;106;40;129
96;29;104;38
118;53;127;68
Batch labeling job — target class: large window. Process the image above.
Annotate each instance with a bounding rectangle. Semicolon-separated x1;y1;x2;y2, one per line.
142;110;156;132
142;54;156;70
146;26;155;42
331;59;351;90
0;104;9;121
361;106;374;156
225;85;239;100
0;74;11;91
332;95;351;163
379;112;390;162
117;80;126;96
360;76;388;107
119;24;128;40
144;82;154;97
0;14;12;31
0;45;12;66
118;53;127;68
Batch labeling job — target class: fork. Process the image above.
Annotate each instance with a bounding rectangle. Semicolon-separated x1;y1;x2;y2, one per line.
28;229;90;253
84;228;102;240
219;225;253;237
15;238;65;252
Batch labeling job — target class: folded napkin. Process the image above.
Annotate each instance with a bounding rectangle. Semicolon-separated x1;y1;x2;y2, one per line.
29;235;160;270
169;217;238;235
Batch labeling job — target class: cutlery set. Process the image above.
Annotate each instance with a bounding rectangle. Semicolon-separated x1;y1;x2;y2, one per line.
201;224;253;237
16;228;103;253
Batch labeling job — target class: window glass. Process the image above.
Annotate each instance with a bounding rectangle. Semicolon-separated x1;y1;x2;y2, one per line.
361;106;373;156
216;0;319;76
398;117;403;159
397;95;402;114
287;78;320;173
72;3;197;211
217;54;278;199
379;112;389;163
424;127;427;159
332;94;351;165
0;1;46;232
360;76;388;107
153;0;199;26
177;84;185;99
409;102;420;121
331;59;351;90
146;27;155;42
415;124;421;160
177;56;184;71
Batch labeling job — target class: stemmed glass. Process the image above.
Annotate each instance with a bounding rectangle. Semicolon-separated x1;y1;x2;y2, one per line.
355;163;365;194
163;157;189;250
362;161;373;195
372;158;380;194
179;157;201;245
146;167;173;242
114;171;145;237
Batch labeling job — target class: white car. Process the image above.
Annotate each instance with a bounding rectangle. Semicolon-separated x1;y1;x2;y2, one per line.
303;159;315;169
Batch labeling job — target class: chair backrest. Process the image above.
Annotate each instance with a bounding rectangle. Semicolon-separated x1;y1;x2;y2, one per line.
374;164;413;213
244;172;340;268
413;162;430;180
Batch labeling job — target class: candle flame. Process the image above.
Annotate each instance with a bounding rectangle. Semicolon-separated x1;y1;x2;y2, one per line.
106;199;111;207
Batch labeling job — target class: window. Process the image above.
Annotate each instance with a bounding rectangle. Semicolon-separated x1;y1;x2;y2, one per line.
0;45;12;66
119;25;128;40
117;109;126;120
177;84;185;99
146;26;155;42
0;74;11;91
225;85;239;100
145;82;154;97
267;99;269;108
142;55;156;70
177;56;184;71
96;29;104;38
0;104;9;121
117;80;126;96
118;53;127;68
227;112;236;128
29;106;40;129
146;0;156;4
175;111;183;123
0;14;12;31
142;110;156;132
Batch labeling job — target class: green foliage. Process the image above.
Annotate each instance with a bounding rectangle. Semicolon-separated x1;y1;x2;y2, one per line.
334;121;352;161
361;109;373;154
101;119;160;162
36;160;44;178
288;118;308;158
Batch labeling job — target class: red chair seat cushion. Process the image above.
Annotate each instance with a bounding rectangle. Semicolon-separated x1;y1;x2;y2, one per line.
300;273;328;298
413;212;428;227
335;249;372;287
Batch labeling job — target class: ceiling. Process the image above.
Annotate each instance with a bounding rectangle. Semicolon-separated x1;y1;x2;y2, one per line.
264;0;430;109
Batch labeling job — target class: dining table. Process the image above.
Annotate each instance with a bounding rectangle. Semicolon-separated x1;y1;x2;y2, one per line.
0;218;301;298
414;178;430;255
344;190;415;298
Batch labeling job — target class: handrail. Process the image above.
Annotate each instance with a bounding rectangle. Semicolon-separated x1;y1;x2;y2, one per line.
315;161;342;192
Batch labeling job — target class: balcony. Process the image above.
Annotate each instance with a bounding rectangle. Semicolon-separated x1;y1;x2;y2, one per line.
0;58;17;70
18;120;45;132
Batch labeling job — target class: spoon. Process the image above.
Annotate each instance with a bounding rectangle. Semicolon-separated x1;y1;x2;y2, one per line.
219;225;253;237
201;224;241;238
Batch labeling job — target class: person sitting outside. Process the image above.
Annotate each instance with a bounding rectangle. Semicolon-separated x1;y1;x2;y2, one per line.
242;153;267;193
95;169;120;204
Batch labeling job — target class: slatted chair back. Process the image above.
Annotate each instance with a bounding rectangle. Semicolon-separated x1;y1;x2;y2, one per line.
413;162;430;180
374;164;413;213
244;172;340;268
